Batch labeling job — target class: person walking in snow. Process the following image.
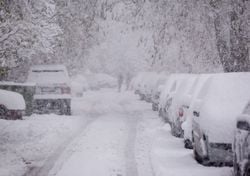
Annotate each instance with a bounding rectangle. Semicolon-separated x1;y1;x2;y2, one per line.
125;72;131;90
118;74;124;92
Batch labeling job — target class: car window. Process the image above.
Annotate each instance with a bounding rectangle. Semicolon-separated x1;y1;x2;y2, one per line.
237;121;250;131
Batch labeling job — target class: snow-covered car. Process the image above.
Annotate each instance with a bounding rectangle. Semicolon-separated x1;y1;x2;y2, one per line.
182;74;212;149
0;89;25;120
27;65;71;115
158;74;187;123
135;73;148;97
234;101;250;176
152;85;164;111
71;75;89;97
169;74;198;138
151;74;168;111
132;72;155;100
192;73;250;166
142;72;159;102
86;73;117;90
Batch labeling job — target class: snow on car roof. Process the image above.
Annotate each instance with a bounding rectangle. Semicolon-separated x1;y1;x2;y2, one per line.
27;65;70;85
30;65;68;72
159;74;190;107
173;74;198;106
198;72;250;143
0;89;25;110
0;81;36;87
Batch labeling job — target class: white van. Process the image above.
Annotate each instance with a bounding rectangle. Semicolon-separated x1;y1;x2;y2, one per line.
192;72;250;166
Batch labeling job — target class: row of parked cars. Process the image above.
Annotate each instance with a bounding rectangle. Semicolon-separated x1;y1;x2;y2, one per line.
131;72;250;176
0;65;72;120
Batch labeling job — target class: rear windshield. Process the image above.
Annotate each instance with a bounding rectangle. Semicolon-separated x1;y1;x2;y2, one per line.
28;70;69;84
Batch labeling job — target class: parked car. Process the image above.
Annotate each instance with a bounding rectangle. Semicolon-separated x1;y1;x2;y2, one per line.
0;89;25;120
234;101;250;176
168;74;198;138
142;72;159;103
182;74;212;149
130;72;147;95
158;74;188;123
0;82;35;116
71;75;89;97
27;65;71;115
151;74;168;110
192;73;250;166
134;72;156;101
152;84;165;111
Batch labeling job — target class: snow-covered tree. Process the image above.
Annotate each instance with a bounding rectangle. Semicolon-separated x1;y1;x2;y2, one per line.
0;0;61;81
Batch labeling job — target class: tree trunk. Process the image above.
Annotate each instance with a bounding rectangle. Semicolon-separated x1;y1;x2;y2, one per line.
211;0;250;72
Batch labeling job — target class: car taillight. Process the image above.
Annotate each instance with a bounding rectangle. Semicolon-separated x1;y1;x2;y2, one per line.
62;87;71;94
178;107;184;118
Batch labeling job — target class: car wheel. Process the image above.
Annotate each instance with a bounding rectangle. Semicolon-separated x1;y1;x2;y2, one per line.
0;105;7;119
244;163;250;176
184;139;193;149
152;104;158;111
234;154;241;176
158;108;163;117
194;146;210;166
194;147;202;163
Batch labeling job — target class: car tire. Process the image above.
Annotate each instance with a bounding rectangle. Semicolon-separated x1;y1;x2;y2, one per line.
152;104;158;111
65;106;71;116
194;147;211;166
184;139;193;149
0;105;7;119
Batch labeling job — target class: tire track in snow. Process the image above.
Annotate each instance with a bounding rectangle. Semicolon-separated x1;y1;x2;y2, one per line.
22;116;97;176
124;114;139;176
22;98;101;176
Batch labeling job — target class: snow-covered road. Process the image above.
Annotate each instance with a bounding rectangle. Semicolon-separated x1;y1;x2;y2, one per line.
49;90;155;176
0;89;232;176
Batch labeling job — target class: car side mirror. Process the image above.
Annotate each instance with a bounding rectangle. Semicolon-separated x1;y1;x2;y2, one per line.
193;111;200;117
237;120;250;131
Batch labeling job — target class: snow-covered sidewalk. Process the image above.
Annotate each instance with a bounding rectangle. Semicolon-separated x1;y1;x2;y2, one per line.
150;125;232;176
0;114;90;176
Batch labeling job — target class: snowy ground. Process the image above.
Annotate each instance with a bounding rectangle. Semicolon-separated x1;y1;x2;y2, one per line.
0;89;232;176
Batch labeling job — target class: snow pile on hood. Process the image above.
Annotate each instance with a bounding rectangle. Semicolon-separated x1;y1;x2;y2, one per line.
0;89;25;110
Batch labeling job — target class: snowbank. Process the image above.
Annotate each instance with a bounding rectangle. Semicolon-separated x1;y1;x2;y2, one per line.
151;124;231;176
0;114;89;176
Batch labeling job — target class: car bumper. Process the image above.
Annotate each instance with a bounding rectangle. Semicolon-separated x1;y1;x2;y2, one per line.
33;99;71;115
